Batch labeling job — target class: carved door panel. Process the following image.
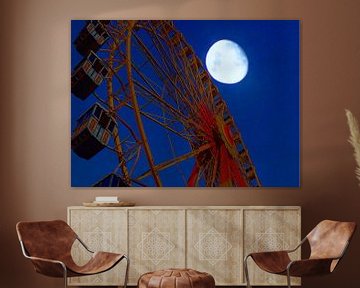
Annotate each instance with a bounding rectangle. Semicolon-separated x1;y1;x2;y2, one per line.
68;208;127;286
187;209;243;285
128;209;186;284
243;209;301;286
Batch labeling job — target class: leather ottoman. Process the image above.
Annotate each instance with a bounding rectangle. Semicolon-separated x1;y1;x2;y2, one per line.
138;268;215;288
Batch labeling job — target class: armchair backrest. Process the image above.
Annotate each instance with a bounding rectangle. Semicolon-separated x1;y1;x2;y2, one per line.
307;220;356;261
16;220;77;261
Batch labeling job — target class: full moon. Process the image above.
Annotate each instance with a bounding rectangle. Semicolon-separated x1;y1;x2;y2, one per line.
205;39;248;84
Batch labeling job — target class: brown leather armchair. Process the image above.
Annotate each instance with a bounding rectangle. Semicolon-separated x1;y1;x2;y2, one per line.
16;220;129;288
244;220;356;288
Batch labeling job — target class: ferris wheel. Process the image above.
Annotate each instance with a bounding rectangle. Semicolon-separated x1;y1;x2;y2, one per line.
71;20;261;187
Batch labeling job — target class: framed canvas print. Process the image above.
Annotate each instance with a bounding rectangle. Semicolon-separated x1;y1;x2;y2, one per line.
71;20;299;188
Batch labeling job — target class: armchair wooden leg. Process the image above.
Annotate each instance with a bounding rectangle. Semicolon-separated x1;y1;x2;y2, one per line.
244;255;252;288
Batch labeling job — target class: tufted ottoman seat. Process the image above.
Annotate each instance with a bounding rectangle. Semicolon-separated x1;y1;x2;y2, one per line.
138;268;215;288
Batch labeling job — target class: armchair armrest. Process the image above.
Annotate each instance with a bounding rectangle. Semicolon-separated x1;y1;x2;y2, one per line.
285;237;307;253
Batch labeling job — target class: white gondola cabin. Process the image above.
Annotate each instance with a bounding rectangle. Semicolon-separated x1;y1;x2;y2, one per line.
71;51;109;100
74;20;110;56
71;103;117;159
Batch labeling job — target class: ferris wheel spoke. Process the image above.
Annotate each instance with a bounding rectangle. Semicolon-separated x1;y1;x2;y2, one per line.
132;32;197;112
172;42;216;110
126;21;163;186
140;110;177;125
131;64;163;93
132;32;171;81
129;146;142;177
150;24;211;107
132;78;188;122
136;142;214;180
101;58;126;72
147;30;187;86
127;50;194;120
145;33;175;77
103;22;130;48
92;91;109;106
172;47;201;99
209;149;220;186
123;143;139;163
149;29;204;107
105;21;127;36
105;45;132;184
132;85;179;120
123;103;191;141
166;131;188;186
112;114;140;143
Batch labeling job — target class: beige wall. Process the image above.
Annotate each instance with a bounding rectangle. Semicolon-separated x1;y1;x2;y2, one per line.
1;0;360;287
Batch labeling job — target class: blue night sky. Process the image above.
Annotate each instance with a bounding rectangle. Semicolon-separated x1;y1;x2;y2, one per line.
71;20;300;188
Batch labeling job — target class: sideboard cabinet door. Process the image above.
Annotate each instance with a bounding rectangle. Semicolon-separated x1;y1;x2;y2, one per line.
187;209;243;285
68;208;127;286
128;209;186;284
243;208;301;286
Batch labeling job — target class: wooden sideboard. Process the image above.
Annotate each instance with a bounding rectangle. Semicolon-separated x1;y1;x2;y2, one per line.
67;206;301;286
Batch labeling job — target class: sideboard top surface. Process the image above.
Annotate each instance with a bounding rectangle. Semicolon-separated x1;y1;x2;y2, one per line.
68;206;301;210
